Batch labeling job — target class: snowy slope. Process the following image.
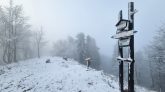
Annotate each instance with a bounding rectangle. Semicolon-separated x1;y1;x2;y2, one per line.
0;57;155;92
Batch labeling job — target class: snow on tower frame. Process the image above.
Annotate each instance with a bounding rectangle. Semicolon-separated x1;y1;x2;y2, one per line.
111;2;137;92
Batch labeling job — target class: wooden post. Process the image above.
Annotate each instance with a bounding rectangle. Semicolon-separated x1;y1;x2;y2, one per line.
128;2;135;92
112;2;136;92
118;10;124;92
119;44;124;92
118;10;123;21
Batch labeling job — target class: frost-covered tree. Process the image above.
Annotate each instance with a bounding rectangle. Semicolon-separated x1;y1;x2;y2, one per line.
34;27;46;58
147;25;165;92
67;36;78;59
0;0;32;63
52;40;68;57
134;51;152;88
110;44;118;76
76;33;86;64
86;35;100;69
52;36;78;59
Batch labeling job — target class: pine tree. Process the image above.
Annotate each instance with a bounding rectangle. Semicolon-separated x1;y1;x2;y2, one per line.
76;33;86;64
86;35;100;69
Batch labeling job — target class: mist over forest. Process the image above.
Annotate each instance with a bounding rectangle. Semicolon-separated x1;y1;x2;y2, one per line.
0;0;165;92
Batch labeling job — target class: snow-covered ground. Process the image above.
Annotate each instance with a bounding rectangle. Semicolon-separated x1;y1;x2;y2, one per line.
0;57;155;92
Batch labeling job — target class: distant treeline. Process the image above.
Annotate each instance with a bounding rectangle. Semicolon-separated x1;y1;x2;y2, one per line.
52;33;100;70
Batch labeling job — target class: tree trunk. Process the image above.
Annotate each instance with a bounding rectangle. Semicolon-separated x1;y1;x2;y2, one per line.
37;43;40;58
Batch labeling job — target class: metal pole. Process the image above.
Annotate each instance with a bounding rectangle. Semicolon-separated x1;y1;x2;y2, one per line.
128;2;135;92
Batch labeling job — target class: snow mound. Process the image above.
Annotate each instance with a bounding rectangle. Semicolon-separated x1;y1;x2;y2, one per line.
0;57;155;92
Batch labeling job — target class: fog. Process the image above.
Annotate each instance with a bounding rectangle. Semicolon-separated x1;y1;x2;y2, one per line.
1;0;165;91
1;0;165;56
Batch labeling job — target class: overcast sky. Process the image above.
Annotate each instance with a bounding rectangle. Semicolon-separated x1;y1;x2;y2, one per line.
0;0;165;56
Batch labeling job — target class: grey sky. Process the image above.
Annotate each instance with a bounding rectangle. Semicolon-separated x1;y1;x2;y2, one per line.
0;0;165;56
